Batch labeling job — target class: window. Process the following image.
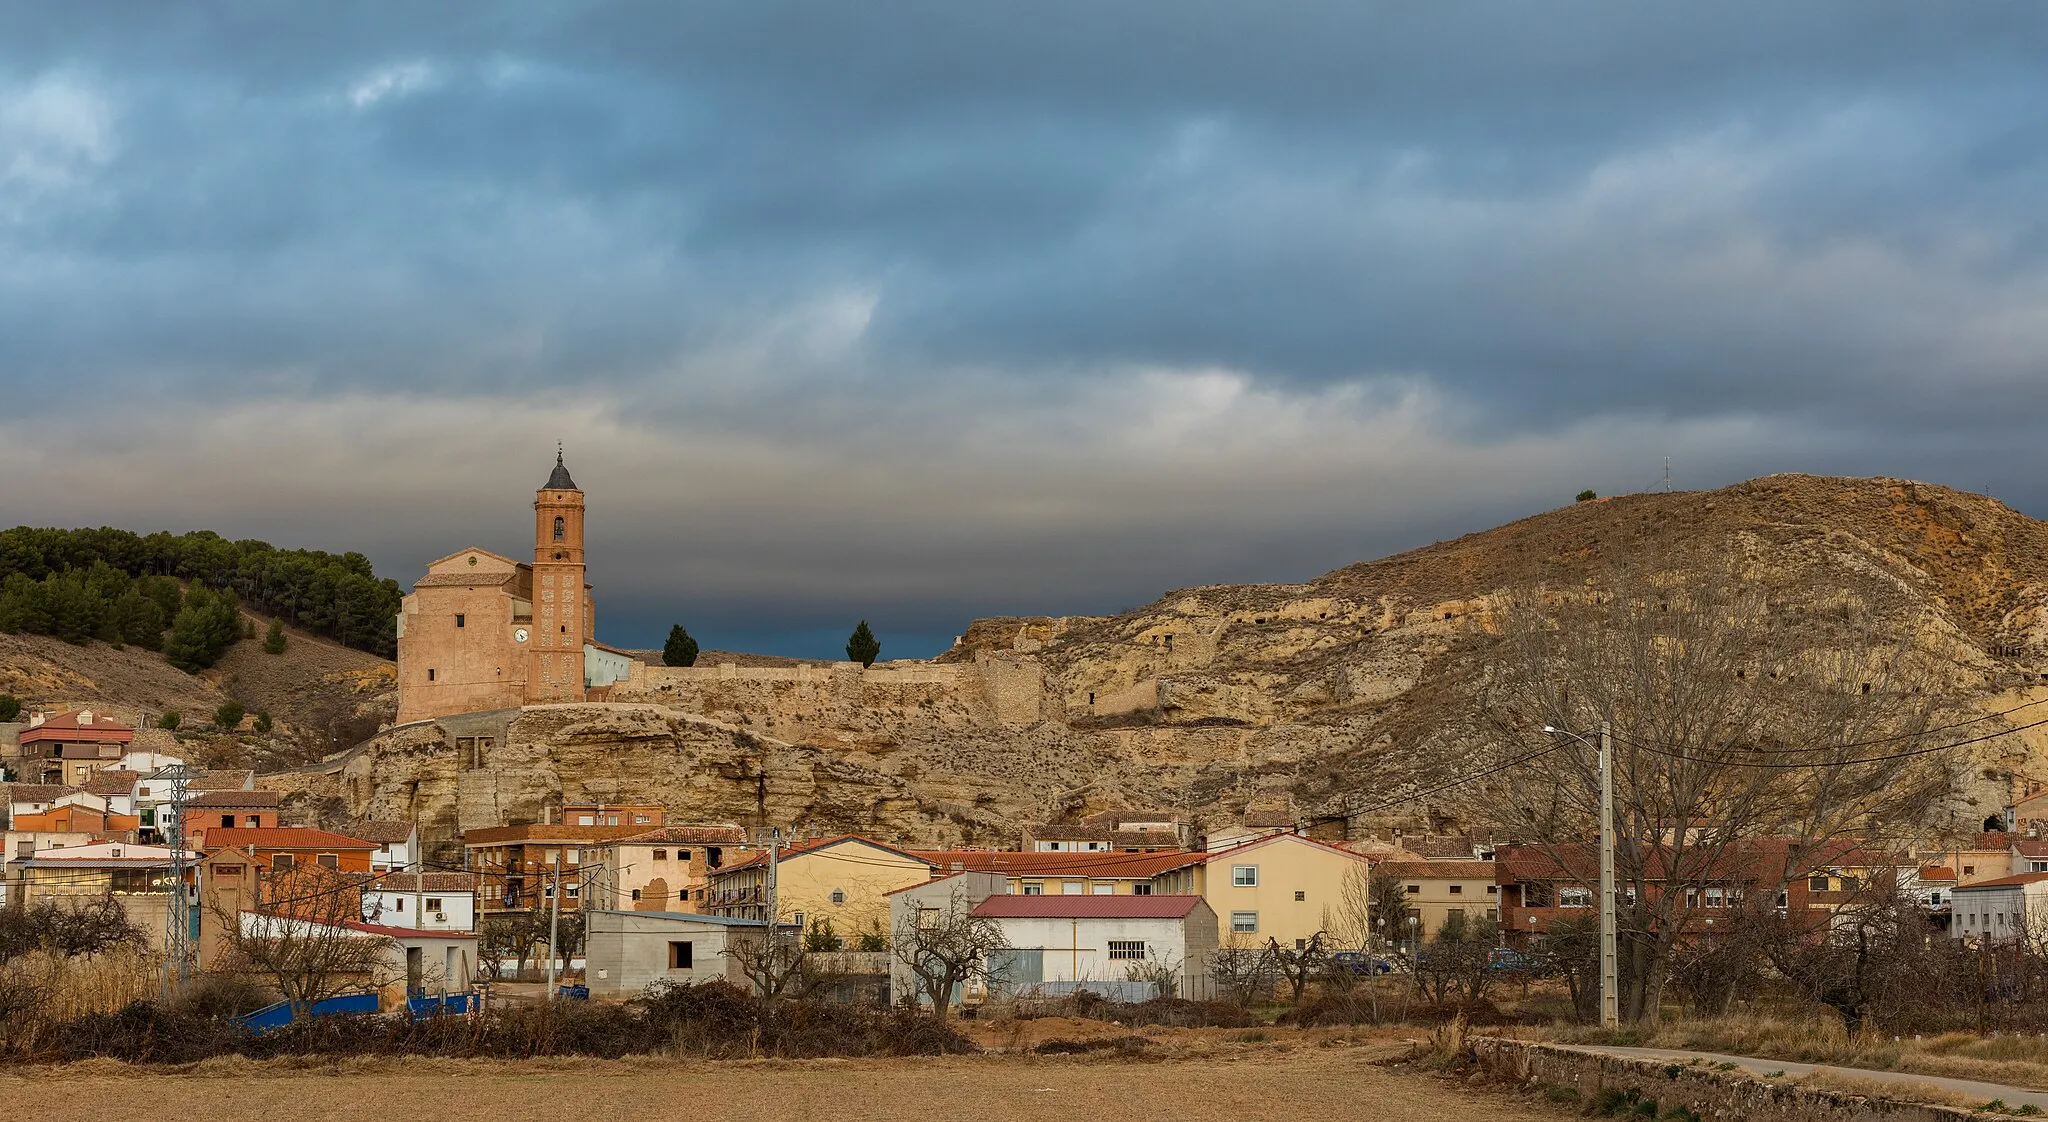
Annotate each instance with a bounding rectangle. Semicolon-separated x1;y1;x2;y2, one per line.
1293;890;1306;901
1487;885;1498;895
1062;880;1085;895
427;669;436;682
1230;911;1259;934
1131;883;1152;896
1404;884;1420;895
1809;875;1830;893
668;941;693;969
318;854;339;869
1108;940;1146;961
1231;865;1259;887
830;889;846;904
426;898;442;911
1449;884;1463;895
553;516;566;541
216;864;243;877
1092;883;1113;895
1965;865;1977;876
1841;876;1860;892
565;884;578;899
1558;886;1593;908
394;898;405;912
1022;883;1043;896
677;849;691;862
652;849;668;861
1705;887;1725;908
220;814;234;828
272;854;295;872
245;815;260;828
631;889;642;901
455;614;465;628
138;787;150;797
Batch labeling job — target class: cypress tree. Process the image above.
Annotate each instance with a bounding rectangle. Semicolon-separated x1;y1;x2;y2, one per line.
846;620;881;668
263;618;287;654
662;624;699;667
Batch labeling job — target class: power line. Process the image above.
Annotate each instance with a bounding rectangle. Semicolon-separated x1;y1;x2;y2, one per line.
1611;712;2048;770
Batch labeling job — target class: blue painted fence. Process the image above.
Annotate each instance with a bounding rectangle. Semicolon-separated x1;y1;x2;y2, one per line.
407;992;476;1018
237;991;379;1033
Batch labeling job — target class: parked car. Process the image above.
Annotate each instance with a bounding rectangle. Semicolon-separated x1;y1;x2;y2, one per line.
1331;950;1398;975
1486;948;1538;973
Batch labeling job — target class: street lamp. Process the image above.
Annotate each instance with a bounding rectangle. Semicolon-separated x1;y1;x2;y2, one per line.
1545;722;1618;1029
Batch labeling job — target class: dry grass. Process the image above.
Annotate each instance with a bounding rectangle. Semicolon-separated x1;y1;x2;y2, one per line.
0;1045;1572;1122
5;950;160;1021
1796;1068;1981;1109
1547;1011;2048;1093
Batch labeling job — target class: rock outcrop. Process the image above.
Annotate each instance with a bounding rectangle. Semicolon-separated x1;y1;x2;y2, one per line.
280;475;2048;855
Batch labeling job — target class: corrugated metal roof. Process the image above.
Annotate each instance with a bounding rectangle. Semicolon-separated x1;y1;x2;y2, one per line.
972;894;1206;919
202;827;377;849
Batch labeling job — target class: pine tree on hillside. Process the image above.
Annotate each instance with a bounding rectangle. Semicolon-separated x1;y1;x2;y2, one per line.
846;620;881;668
113;589;166;650
663;624;699;667
165;586;242;672
264;618;287;655
214;700;245;730
0;696;18;722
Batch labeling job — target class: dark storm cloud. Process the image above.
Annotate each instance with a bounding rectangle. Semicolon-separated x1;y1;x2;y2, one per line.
3;3;2047;655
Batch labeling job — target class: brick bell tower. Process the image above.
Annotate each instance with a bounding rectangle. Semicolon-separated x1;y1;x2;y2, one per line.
529;446;588;703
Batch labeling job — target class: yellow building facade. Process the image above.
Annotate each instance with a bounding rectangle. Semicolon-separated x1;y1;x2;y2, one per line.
1148;833;1373;949
705;836;935;942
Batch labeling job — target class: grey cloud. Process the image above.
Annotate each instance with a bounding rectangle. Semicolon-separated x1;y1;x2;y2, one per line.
3;4;2048;654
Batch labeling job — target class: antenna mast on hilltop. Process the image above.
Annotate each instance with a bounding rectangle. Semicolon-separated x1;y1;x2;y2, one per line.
1663;457;1672;492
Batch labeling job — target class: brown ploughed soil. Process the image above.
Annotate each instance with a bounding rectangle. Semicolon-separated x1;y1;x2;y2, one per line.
0;1045;1568;1122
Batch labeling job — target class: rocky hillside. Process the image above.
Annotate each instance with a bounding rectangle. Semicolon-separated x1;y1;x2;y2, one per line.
0;610;395;766
291;475;2048;855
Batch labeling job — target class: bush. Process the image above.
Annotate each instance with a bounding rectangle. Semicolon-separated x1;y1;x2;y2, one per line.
0;695;17;722
252;711;273;735
213;700;245;730
157;710;181;731
1576;489;1598;502
262;619;286;654
662;624;698;667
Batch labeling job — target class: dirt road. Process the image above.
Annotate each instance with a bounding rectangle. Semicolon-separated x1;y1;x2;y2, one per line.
0;1047;1565;1122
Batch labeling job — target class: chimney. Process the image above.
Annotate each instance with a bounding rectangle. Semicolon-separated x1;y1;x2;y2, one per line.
28;712;45;728
78;710;93;726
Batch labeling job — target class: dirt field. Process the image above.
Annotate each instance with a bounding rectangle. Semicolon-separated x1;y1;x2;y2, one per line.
0;1046;1566;1122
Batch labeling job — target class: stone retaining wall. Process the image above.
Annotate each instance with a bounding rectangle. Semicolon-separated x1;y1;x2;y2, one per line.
1470;1038;1979;1122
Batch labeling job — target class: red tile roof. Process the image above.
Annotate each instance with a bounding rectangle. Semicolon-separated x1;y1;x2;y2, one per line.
1198;832;1367;865
719;835;935;873
342;920;477;939
1955;872;2048;891
81;771;142;795
971;894;1208;919
202;827;377;850
346;820;417;844
187;789;282;809
20;711;134;743
911;849;1203;879
373;872;475;893
611;825;749;847
1374;860;1499;879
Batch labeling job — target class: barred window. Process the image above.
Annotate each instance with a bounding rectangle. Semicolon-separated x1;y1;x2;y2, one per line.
1108;940;1146;960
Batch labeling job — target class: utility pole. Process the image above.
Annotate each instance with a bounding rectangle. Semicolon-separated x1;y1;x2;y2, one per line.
153;763;197;1003
1598;719;1619;1028
765;827;781;932
545;856;562;1000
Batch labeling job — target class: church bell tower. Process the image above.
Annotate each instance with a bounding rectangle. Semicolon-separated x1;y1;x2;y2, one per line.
529;448;588;703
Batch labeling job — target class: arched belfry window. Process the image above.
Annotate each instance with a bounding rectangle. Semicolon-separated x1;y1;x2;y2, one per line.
553;516;565;541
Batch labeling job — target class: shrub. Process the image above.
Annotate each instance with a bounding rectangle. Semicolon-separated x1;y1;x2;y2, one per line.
157;710;181;731
263;619;286;654
213;700;245;730
252;711;273;735
0;695;17;722
1576;489;1598;502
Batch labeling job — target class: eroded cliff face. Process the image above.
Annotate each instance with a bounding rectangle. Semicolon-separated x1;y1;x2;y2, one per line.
279;476;2048;850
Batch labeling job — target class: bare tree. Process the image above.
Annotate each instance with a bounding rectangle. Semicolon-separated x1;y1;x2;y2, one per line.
1268;932;1328;1006
891;890;1008;1021
1469;572;1970;1024
1321;865;1375;952
727;927;842;1002
215;867;392;1015
0;895;146;963
1208;936;1275;1006
479;911;547;979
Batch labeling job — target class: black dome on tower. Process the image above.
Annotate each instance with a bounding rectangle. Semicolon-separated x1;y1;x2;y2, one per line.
545;449;578;491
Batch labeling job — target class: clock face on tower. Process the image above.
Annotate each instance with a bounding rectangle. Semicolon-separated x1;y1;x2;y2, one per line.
513;628;529;643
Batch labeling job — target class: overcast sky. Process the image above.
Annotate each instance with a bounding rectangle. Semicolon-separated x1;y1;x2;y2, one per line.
4;4;2046;658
